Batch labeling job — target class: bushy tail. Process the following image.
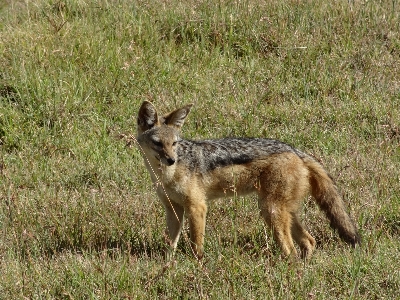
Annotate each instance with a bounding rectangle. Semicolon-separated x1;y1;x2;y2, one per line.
303;156;361;246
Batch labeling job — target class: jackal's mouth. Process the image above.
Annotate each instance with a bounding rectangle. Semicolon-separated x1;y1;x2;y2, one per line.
155;155;176;166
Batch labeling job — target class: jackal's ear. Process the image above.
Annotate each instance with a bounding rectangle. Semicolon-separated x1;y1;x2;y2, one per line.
137;101;159;132
163;104;193;129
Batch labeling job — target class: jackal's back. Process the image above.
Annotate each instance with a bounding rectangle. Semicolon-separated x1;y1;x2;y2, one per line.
177;137;306;173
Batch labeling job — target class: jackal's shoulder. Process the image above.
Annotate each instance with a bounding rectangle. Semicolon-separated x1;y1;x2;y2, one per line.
177;137;306;172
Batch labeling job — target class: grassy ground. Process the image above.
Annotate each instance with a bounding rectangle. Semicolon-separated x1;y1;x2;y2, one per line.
0;0;399;298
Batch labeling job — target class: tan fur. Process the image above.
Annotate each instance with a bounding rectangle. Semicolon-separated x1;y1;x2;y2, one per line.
136;101;360;259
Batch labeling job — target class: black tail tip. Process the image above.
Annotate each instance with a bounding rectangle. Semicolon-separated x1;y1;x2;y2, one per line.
346;233;362;248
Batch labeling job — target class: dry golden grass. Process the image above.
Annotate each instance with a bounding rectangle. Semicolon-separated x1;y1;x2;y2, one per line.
0;0;399;298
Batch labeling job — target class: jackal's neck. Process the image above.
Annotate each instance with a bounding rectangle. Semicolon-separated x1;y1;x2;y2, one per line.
143;156;176;184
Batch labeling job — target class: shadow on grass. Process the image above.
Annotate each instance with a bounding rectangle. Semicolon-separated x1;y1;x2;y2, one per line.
51;238;167;259
11;233;168;261
0;85;20;103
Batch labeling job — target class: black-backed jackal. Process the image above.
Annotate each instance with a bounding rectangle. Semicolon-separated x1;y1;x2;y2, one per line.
137;101;360;259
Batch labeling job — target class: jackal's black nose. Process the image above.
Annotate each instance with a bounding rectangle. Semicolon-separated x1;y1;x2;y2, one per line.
166;158;175;165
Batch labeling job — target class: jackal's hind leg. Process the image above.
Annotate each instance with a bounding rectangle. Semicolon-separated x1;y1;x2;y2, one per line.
290;212;316;259
259;201;298;258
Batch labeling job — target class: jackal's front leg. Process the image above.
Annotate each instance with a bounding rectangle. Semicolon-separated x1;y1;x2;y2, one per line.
164;201;184;255
186;201;207;259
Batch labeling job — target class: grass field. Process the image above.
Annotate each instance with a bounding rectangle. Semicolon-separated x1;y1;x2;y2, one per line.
1;0;399;298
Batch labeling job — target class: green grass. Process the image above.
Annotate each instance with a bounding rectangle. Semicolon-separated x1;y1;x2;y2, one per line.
1;0;399;298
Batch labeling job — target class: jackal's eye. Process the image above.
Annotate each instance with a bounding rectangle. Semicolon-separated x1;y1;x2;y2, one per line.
172;139;181;146
152;140;162;147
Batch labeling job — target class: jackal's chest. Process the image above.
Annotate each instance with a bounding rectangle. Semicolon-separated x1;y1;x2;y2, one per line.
151;163;204;204
144;159;176;184
144;157;188;186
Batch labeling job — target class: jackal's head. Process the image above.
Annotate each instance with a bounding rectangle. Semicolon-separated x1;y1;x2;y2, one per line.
137;101;192;166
